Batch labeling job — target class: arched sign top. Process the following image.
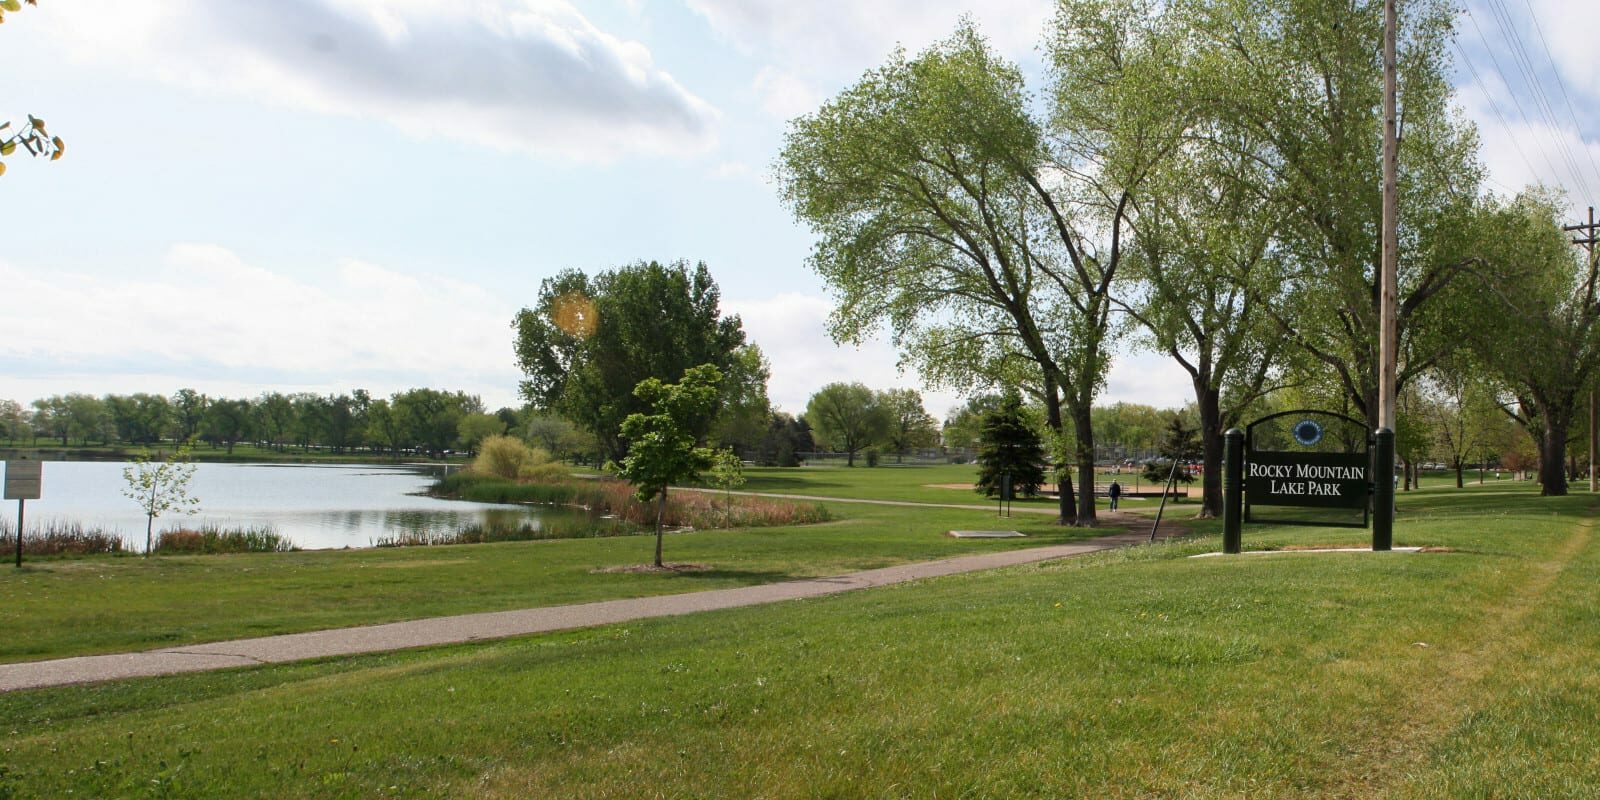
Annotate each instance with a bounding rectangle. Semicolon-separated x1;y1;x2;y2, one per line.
1246;409;1368;455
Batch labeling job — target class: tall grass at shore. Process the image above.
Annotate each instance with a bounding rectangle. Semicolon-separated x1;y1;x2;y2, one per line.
0;518;125;556
433;470;830;531
153;525;296;554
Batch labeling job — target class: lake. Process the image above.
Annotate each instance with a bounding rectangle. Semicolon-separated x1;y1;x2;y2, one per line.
0;461;592;551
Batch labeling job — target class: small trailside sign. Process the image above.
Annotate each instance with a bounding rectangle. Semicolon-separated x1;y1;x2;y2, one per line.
4;458;41;500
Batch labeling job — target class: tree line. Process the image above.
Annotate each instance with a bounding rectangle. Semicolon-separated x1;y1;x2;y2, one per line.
0;388;496;458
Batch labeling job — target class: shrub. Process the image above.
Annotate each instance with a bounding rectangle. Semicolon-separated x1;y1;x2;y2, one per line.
518;461;571;483
473;435;548;480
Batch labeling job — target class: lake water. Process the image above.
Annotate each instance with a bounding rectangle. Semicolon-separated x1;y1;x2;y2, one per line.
0;461;589;551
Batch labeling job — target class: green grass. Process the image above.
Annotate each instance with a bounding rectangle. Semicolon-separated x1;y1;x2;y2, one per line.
0;503;1107;664
0;482;1595;797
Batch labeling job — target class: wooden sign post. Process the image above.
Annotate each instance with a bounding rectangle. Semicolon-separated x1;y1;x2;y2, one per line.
4;458;43;567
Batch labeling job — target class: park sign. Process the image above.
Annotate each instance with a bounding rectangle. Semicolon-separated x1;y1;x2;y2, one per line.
1240;409;1371;531
1244;450;1367;509
4;459;41;500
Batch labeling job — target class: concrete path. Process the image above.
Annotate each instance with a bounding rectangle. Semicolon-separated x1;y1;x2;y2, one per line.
0;526;1180;693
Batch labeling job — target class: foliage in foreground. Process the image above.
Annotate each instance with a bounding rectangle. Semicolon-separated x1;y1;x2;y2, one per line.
434;470;830;532
152;525;296;554
0;518;123;556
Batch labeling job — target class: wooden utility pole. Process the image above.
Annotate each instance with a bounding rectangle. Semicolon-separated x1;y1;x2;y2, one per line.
1562;207;1599;492
1374;0;1399;551
1379;0;1399;433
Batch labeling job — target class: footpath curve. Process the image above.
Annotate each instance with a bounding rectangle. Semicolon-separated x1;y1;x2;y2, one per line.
0;514;1184;693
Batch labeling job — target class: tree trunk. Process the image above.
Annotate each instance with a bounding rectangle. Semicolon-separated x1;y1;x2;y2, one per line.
1455;460;1464;488
1195;385;1223;519
145;514;154;556
1071;404;1096;526
1042;384;1073;526
654;489;666;567
1540;420;1570;496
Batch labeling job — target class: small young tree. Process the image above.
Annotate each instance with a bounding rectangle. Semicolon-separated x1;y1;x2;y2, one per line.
1142;415;1201;489
619;364;723;567
707;447;745;527
122;442;201;555
974;393;1047;498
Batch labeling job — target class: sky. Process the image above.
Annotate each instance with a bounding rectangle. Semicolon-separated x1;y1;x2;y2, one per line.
1;0;1595;420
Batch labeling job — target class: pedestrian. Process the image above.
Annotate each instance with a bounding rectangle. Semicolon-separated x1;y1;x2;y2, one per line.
1108;479;1122;511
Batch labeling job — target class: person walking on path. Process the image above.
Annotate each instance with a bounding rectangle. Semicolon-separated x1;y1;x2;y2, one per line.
1108;480;1122;510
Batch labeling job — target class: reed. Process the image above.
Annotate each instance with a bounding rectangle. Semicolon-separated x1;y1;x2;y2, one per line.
0;518;125;556
153;524;297;554
431;472;830;530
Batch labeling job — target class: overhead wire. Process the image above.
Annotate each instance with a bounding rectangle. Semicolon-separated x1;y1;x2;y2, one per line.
1481;0;1591;197
1517;0;1600;192
1460;2;1595;200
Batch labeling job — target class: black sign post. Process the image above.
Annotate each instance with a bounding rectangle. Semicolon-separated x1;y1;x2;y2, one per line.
1222;410;1380;552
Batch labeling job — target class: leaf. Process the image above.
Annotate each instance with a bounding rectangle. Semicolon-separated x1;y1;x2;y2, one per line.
50;136;62;160
0;161;7;177
0;141;13;156
0;1;19;12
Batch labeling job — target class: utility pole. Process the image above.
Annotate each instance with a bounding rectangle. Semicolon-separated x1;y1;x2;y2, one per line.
1374;0;1399;551
1562;207;1599;492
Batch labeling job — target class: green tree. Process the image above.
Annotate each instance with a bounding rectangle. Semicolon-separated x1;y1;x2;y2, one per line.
619;364;722;568
975;392;1048;498
255;392;294;451
0;399;25;443
171;389;210;444
392;388;480;458
1176;0;1497;429
878;388;938;462
778;20;1175;524
805;383;889;467
456;413;506;456
1142;415;1202;488
1466;192;1600;496
201;398;254;454
122;442;200;555
707;447;746;527
29;395;67;445
525;411;577;458
513;260;767;463
104;393;170;445
365;398;403;455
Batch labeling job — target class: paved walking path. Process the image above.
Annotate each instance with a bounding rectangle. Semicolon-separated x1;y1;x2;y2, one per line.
0;523;1183;693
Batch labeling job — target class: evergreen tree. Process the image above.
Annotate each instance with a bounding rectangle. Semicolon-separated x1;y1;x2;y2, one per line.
974;393;1047;498
1143;415;1201;486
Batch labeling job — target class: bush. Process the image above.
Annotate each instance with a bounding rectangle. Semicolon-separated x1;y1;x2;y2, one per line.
473;435;548;480
518;461;571;483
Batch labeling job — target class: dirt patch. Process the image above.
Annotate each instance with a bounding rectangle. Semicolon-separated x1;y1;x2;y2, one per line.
592;563;712;574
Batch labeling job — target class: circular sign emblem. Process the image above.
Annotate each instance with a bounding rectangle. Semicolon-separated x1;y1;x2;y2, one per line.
1292;419;1324;447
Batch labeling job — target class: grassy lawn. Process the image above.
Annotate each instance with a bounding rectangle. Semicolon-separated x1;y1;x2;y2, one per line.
2;482;1596;796
0;503;1110;664
736;462;1177;506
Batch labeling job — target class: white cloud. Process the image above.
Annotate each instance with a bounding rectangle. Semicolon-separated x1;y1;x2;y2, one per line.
752;67;824;119
38;0;719;161
686;0;1052;74
0;245;526;407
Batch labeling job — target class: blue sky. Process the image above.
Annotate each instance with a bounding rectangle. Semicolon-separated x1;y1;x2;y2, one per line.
1;0;1594;418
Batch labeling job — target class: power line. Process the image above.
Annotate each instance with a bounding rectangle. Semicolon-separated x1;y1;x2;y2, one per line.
1462;5;1571;192
1452;37;1539;185
1482;0;1591;196
1517;0;1600;191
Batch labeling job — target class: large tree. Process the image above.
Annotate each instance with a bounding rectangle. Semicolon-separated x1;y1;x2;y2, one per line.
513;260;767;464
877;388;939;462
1176;0;1498;430
1467;192;1600;496
805;383;889;467
778;18;1180;525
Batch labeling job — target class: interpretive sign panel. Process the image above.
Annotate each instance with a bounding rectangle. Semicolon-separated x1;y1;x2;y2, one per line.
1244;450;1367;510
3;460;41;500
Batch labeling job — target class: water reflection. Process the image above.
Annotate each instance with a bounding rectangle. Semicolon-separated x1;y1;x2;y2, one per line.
0;461;606;551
